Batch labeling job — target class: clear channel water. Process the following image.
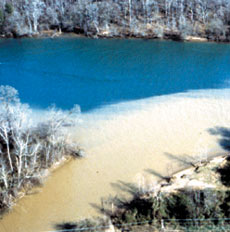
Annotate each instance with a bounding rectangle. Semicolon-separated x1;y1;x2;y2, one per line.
0;38;230;111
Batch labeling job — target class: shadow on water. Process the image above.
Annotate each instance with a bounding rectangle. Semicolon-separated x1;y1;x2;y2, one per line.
110;181;139;196
145;169;171;183
54;220;104;232
144;153;193;186
53;181;132;231
90;180;140;217
55;222;77;230
208;127;230;152
88;179;159;222
163;152;196;167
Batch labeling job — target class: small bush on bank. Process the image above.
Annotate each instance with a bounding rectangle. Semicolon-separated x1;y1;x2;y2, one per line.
5;3;13;15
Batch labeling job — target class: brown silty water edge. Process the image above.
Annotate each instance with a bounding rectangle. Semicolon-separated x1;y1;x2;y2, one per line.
0;90;230;232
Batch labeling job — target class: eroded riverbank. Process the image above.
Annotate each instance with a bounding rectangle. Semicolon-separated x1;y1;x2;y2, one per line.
0;89;230;232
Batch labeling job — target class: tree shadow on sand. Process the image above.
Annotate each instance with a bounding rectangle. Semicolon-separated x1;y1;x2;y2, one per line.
208;126;230;152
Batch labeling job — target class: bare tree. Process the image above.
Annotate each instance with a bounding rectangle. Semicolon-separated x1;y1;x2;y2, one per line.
0;85;81;213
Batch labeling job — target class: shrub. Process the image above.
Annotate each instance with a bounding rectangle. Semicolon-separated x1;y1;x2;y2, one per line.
0;9;4;25
5;3;13;15
217;157;230;187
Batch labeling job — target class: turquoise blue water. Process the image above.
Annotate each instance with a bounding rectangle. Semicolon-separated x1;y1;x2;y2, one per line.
0;38;229;112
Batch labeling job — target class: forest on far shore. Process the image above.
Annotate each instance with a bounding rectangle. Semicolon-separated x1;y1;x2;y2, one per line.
0;0;230;41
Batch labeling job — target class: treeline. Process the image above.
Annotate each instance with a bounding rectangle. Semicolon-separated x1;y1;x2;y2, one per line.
0;0;230;41
0;86;81;214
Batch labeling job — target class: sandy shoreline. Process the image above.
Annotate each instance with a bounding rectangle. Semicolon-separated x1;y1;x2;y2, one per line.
0;89;230;232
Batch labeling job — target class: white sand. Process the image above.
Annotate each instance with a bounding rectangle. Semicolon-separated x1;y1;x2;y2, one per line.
1;89;230;232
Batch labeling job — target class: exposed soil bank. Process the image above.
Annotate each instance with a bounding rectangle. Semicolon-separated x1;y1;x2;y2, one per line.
0;89;230;232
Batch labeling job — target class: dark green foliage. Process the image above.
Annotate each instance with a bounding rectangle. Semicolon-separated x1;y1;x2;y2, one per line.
122;210;137;223
149;196;168;221
220;191;230;218
217;157;230;187
0;9;4;25
166;191;195;220
112;189;230;229
5;3;13;15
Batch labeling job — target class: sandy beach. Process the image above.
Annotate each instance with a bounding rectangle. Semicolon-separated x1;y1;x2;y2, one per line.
0;89;230;232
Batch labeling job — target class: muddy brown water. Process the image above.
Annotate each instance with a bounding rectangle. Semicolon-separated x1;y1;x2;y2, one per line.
0;92;230;232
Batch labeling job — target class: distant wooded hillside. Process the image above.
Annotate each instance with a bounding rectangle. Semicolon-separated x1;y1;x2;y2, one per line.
0;0;229;41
